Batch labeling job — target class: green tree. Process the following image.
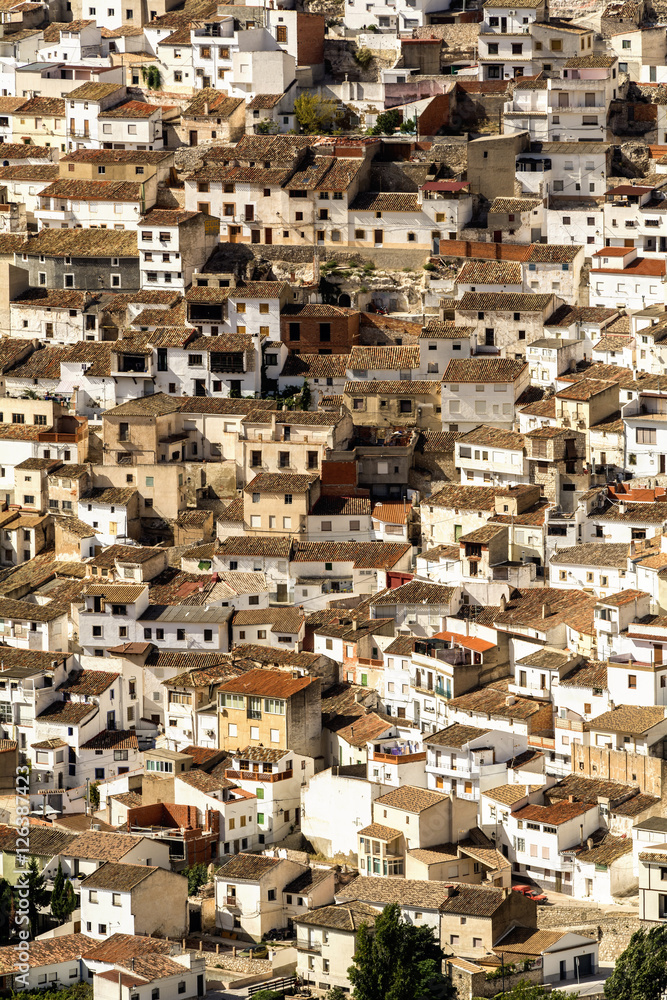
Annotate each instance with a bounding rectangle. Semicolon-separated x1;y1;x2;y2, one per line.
294;92;342;135
300;379;312;411
88;781;100;811
25;857;49;936
51;862;77;924
255;118;280;134
186;863;209;896
372;109;401;135
0;877;12;944
348;903;455;1000
400;116;418;133
326;989;347;1000
605;926;667;1000
492;982;574;1000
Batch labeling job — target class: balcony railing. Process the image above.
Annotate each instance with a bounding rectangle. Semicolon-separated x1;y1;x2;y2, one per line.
225;768;293;783
297;942;321;954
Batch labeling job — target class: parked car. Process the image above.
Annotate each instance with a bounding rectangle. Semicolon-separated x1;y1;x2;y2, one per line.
512;885;534;895
239;944;269;959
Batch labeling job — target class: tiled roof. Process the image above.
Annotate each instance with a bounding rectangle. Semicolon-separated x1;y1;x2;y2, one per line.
216;853;281;880
484;783;540;805
0;143;53;159
234;745;288;763
550;541;629;567
443;358;527;383
446;683;549;721
61;149;172;164
375;785;446;813
489;197;542;214
68;82;125;101
80;729;139;750
350;192;419;212
421;320;471;340
336;875;469;909
292;540;411;569
0;164;57;182
298;901;378;931
36;701;97;725
67;831;144;861
329;711;392;747
310;496;371;516
516;648;572;670
427;484;497;510
0;933;95;973
457;292;552;313
98;101;163;119
564;53;616;67
563;830;632;865
371;579;455;605
56;669;119;696
0;824;76;855
545;774;637;806
219;668;313;699
231;644;323;670
280;353;349;378
183;89;244;118
217;536;292;558
79;861;161;891
233;607;304;633
36;179;142;203
348;345;421;370
493;928;570;957
586;705;667;734
457;260;522;284
243;472;318;494
246;93;284;110
11;96;65;116
343;380;439;396
513;801;592;825
419;430;463;452
590;501;667;524
459;424;525;450
283;866;333;895
426;723;491;749
556;377;616;401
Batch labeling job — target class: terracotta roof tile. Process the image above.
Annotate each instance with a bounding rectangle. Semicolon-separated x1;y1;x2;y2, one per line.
443;358;527;383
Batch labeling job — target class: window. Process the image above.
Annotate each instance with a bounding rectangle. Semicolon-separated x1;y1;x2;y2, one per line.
628;674;637;689
637;427;656;445
112;893;121;906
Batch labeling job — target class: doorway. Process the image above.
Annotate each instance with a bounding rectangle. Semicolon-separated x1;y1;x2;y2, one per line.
374;229;383;245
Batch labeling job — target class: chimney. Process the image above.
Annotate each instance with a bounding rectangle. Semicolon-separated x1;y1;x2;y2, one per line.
580;823;584;846
587;836;594;851
204;99;209;115
541;602;551;619
352;619;358;631
525;784;531;796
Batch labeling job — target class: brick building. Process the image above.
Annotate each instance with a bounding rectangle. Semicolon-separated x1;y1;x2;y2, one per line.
280;303;360;354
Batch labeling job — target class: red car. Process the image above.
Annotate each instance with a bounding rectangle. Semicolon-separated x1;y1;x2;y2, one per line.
512;885;548;903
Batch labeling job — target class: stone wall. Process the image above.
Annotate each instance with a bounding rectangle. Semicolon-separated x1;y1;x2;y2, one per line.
537;904;639;963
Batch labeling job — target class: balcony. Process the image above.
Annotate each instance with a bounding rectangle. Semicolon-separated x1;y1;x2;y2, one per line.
225;895;239;908
225;768;293;782
297;941;321;954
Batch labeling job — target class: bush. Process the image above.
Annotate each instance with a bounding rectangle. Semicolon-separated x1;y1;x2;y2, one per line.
249;991;282;1000
423;262;437;271
355;46;373;67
